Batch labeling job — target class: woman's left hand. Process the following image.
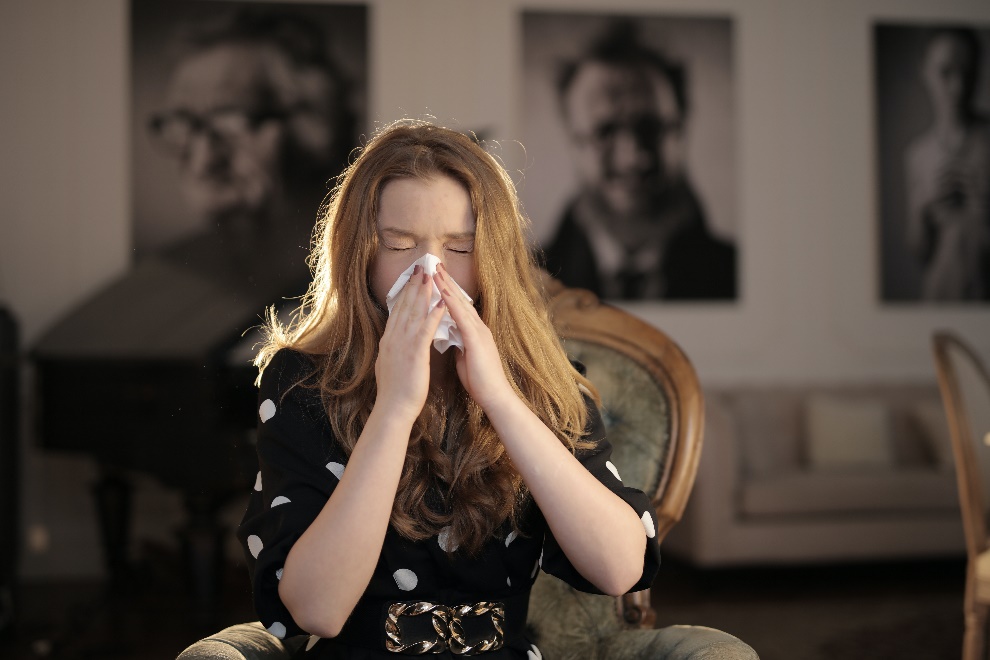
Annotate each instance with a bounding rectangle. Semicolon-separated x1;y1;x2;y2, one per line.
434;265;514;410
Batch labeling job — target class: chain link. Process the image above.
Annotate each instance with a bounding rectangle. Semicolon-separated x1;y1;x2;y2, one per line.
385;600;505;655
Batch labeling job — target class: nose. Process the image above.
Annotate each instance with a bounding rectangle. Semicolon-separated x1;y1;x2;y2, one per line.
610;128;653;175
184;131;230;175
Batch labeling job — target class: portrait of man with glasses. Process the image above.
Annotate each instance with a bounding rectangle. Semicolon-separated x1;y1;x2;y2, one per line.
524;16;737;301
132;2;365;300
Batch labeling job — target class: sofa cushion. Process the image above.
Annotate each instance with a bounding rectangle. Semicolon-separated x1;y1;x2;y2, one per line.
728;389;806;477
805;395;894;469
740;469;959;517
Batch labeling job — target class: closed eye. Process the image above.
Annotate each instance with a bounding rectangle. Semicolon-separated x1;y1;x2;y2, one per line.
445;242;474;254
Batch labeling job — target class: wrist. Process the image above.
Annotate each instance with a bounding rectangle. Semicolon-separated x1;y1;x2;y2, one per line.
367;401;418;439
478;386;526;424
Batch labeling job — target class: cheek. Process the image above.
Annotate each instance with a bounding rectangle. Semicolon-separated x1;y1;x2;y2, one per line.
572;144;607;181
231;124;284;177
446;261;479;300
370;254;411;305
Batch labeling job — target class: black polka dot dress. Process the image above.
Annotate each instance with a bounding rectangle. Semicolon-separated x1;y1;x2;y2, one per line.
237;349;661;659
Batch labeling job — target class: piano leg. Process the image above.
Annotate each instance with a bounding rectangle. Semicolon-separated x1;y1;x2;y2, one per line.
91;470;133;590
179;492;226;625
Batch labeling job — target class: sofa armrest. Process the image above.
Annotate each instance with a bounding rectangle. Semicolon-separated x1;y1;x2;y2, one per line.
176;622;305;660
602;625;760;660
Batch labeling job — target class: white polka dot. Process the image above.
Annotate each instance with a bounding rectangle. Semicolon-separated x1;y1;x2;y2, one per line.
605;461;622;482
271;495;291;507
438;526;458;552
254;471;263;491
259;399;276;423
276;568;283;581
267;621;286;639
641;511;656;539
326;462;345;480
305;635;320;652
247;535;263;559
505;530;518;547
507;576;511;587
393;568;418;591
528;643;543;660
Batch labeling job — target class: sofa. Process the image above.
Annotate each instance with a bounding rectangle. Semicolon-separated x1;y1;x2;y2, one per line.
664;384;965;566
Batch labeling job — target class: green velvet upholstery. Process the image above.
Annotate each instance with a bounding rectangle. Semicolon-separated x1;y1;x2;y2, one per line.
176;622;304;660
563;339;670;501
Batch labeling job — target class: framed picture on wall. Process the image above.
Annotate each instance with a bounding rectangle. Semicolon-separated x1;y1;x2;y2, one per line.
130;0;367;299
521;11;737;302
875;22;990;303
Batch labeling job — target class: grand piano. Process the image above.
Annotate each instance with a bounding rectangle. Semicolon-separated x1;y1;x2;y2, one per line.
31;228;309;619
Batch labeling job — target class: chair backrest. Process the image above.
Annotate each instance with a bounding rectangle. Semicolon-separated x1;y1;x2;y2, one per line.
933;331;990;561
529;275;704;637
544;275;705;542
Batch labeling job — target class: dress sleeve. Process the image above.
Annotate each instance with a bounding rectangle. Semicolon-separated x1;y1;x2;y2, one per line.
539;394;662;595
235;349;347;639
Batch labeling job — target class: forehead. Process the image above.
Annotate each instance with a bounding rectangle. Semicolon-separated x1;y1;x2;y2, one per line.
564;60;680;129
165;42;280;111
377;176;476;233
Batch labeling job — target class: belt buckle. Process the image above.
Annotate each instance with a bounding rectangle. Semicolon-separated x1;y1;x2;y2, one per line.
385;600;505;655
449;602;505;655
385;601;451;654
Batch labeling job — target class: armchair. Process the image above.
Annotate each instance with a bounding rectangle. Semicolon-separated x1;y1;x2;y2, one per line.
177;278;758;659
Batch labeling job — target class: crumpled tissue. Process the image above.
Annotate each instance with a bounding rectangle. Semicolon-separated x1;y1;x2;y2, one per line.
385;253;472;353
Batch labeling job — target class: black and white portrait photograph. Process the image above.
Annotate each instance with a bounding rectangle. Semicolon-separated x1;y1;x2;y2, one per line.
131;0;367;302
522;12;737;301
876;22;990;303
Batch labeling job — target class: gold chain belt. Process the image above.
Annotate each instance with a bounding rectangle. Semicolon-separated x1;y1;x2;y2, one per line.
385;600;505;655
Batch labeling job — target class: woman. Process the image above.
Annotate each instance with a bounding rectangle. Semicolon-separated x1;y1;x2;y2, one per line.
237;120;661;658
905;27;990;301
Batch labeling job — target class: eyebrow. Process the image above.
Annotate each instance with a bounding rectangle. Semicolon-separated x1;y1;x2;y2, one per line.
379;227;475;240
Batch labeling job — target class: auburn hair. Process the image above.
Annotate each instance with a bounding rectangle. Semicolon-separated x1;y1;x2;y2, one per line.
255;119;596;554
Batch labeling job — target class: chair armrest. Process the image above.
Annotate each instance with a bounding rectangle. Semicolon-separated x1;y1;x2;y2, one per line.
176;622;305;660
602;625;760;660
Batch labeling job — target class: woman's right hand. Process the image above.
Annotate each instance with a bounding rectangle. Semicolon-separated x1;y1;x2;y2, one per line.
374;265;447;424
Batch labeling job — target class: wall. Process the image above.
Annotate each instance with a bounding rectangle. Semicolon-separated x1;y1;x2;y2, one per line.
1;0;989;578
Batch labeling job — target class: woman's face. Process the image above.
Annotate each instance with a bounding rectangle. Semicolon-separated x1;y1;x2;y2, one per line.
369;175;479;307
923;34;976;115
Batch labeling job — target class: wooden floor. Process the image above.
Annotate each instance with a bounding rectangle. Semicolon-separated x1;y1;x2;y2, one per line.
0;545;967;660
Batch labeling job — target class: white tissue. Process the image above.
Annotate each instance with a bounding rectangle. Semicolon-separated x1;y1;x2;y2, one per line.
384;253;472;353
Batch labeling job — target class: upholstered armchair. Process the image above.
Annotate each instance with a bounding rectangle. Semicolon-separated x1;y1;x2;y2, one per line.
177;278;759;659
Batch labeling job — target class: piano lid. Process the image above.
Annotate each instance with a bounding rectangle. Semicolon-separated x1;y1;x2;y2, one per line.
33;227;310;361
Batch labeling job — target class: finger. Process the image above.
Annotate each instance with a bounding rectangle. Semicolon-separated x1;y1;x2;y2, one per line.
433;269;477;330
421;296;447;342
388;265;425;322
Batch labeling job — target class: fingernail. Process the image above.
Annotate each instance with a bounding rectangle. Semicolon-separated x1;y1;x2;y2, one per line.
437;299;445;308
441;288;451;296
413;265;421;275
422;272;429;284
438;263;446;273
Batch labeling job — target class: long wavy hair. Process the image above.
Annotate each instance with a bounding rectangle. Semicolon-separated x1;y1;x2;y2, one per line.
255;120;596;554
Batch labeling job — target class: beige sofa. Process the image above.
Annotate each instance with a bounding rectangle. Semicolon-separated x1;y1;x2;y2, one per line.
665;384;965;566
